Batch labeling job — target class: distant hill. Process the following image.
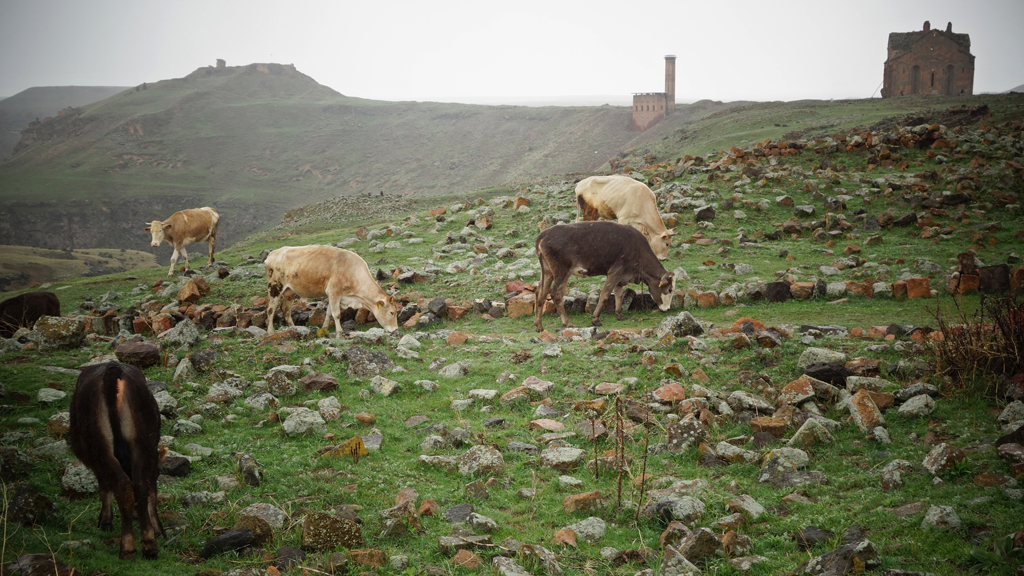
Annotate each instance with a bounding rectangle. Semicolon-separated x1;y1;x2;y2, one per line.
0;85;127;161
1006;83;1024;93
2;61;1020;259
0;62;740;254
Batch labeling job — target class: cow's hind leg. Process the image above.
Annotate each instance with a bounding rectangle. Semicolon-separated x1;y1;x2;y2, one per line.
592;278;618;326
613;284;627;321
326;291;344;334
534;253;554;332
130;442;160;558
207;235;216;266
98;488;114;531
179;246;191;272
551;271;574;328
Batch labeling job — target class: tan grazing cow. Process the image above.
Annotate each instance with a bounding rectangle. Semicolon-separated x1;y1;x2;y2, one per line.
145;207;220;277
264;245;399;334
575;175;674;259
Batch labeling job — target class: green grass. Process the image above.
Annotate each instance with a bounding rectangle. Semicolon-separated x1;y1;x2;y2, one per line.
2;92;1024;575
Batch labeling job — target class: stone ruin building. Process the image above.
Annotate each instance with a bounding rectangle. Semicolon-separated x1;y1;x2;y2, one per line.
632;55;676;131
882;21;974;98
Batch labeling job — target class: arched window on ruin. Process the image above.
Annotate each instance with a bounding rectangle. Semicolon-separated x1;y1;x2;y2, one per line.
944;65;955;96
911;65;920;94
930;71;935;88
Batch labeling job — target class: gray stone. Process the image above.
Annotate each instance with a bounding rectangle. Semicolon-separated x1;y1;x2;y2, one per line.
897;394;936;417
61;462;98;496
539;447;585;471
798;347;847;368
157;318;201;349
172;419;203;436
458;445;505;476
36;388;66;404
282;408;326;435
920;505;961;531
564;516;606;543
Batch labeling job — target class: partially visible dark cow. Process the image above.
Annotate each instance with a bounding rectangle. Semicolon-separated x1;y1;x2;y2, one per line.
145;207;220;277
534;221;675;332
69;362;163;560
0;291;60;338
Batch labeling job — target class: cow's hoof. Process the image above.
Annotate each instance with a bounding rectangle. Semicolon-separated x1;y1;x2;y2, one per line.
615;314;626;321
98;521;112;532
119;549;137;561
142;545;158;560
591;319;602;327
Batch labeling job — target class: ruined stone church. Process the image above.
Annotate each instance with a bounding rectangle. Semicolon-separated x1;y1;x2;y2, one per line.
882;21;974;98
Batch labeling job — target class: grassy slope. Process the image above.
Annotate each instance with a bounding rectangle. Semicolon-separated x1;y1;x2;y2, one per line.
2;94;1023;575
0;85;129;161
0;246;158;291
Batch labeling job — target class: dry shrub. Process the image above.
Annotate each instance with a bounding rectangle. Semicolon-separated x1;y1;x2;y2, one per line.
931;290;1024;398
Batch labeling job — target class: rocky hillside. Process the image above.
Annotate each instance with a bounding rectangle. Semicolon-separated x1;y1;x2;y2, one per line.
0;85;127;161
2;98;1023;575
0;62;732;255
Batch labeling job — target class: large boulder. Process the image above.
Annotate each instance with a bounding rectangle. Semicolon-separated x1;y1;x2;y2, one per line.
33;316;86;351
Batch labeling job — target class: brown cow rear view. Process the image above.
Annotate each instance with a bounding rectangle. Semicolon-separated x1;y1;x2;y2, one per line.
0;291;60;338
145;207;220;277
69;362;163;559
534;221;675;332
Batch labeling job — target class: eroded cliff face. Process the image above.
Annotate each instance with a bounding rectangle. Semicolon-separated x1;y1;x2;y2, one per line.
0;197;275;258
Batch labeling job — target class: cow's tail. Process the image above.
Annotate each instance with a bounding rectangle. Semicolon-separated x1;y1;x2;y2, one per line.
101;363;133;474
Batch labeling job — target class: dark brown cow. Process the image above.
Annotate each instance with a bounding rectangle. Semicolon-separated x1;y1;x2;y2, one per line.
69;362;163;559
0;291;60;338
534;221;675;332
145;207;220;277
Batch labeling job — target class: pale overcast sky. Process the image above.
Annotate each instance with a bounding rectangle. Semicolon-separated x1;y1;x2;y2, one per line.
1;0;1022;104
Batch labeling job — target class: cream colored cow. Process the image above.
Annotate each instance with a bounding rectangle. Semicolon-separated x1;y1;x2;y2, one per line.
574;175;674;259
144;207;220;277
264;245;399;334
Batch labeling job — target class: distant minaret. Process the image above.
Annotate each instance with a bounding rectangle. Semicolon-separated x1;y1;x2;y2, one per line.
665;55;676;114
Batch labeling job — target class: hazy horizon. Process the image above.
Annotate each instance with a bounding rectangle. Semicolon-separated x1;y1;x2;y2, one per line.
1;0;1022;104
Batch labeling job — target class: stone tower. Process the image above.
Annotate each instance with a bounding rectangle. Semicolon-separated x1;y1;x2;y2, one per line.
632;56;676;131
881;21;974;97
665;55;676;113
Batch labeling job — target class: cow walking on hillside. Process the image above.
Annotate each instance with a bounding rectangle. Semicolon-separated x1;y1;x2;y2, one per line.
575;175;674;259
0;291;60;337
264;245;399;334
69;362;163;560
145;207;220;277
534;221;675;332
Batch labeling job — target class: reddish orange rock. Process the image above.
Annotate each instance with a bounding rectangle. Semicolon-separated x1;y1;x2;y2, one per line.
506;294;535;318
653;383;686;403
562;490;603;513
452;549;484;568
418;499;439;516
750;416;786;438
355;412;375;425
697;291;718;308
553;528;578;547
906;277;931;299
790;282;815;299
348;549;386;569
446;332;470;345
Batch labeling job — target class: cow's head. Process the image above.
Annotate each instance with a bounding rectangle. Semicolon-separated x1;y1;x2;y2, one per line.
144;221;170;247
652;229;674;260
652;272;676;312
370;294;400;333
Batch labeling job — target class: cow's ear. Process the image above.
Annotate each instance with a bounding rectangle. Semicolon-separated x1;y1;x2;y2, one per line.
666;230;676;236
375;300;384;310
162;223;172;230
144;226;151;232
